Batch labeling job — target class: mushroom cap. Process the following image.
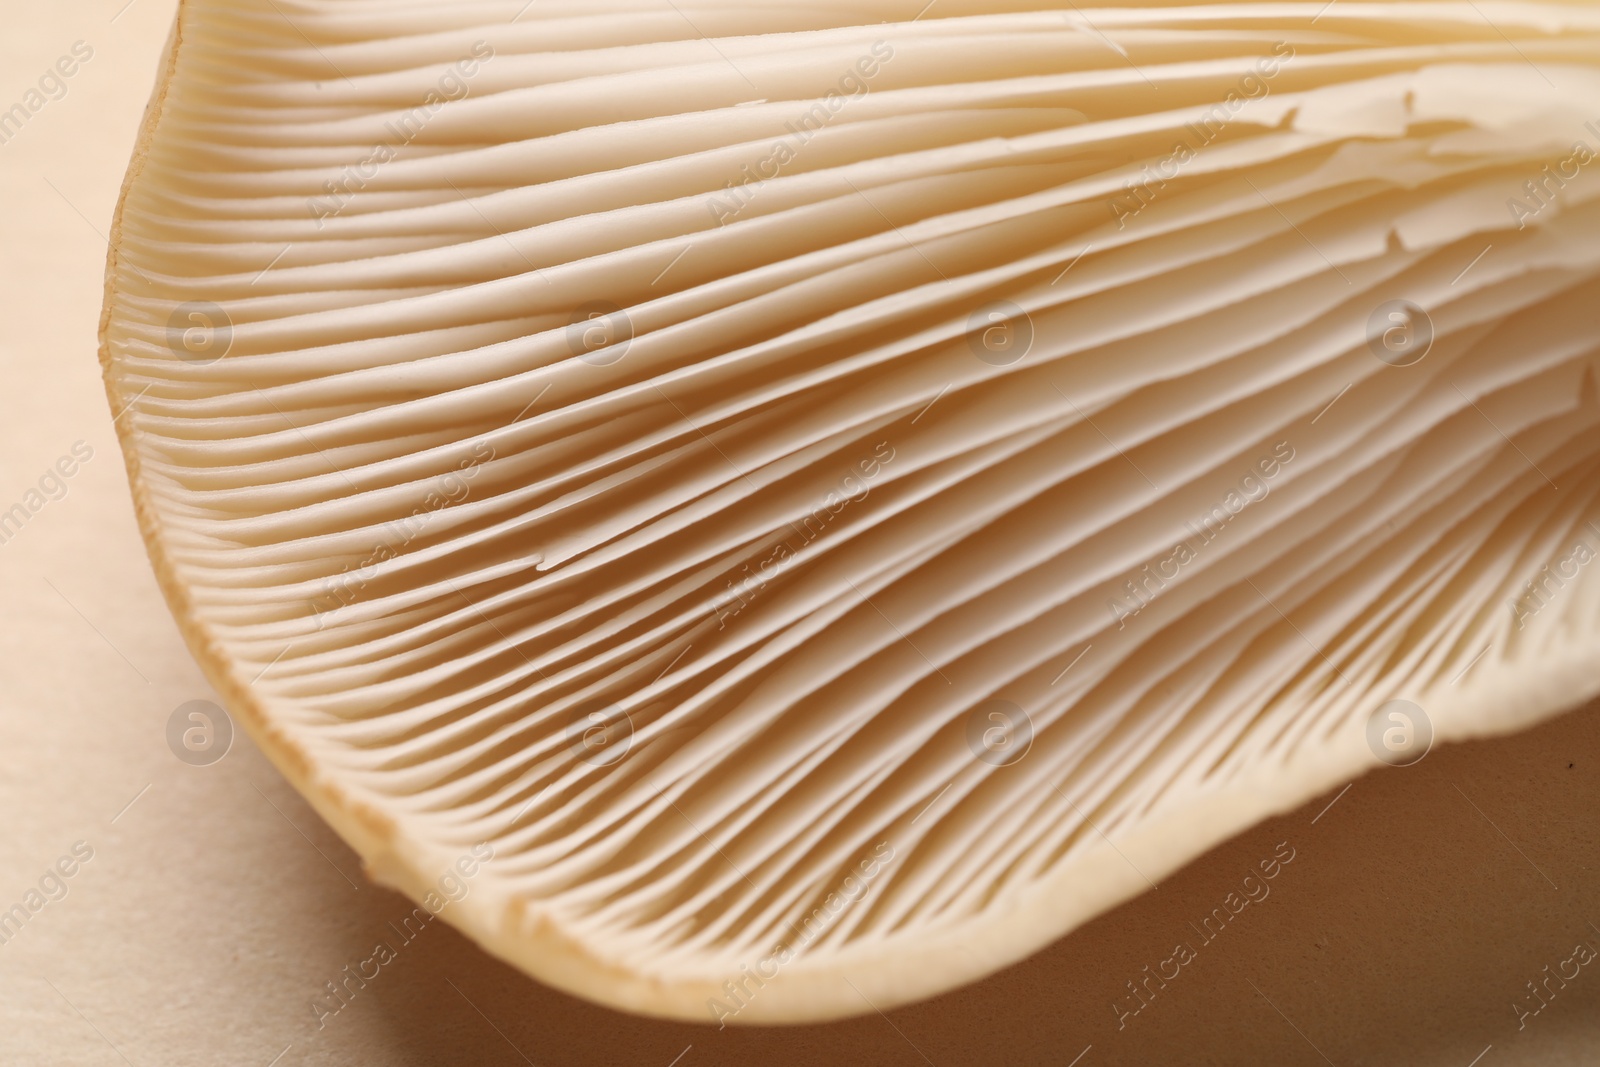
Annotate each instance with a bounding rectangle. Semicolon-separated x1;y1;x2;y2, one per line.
101;0;1600;1023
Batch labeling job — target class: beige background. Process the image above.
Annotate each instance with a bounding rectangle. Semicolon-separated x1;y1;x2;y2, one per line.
4;4;1600;1064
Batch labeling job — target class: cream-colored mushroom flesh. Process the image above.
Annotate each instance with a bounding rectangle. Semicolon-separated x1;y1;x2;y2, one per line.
101;0;1600;1024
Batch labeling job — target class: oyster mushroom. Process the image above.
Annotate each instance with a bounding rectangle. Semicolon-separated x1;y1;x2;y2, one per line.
101;0;1600;1023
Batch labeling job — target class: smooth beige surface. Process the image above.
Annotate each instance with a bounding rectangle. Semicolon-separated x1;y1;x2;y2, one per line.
6;3;1600;1065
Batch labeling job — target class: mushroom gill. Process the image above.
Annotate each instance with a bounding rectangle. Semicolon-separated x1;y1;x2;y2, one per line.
101;0;1600;1023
